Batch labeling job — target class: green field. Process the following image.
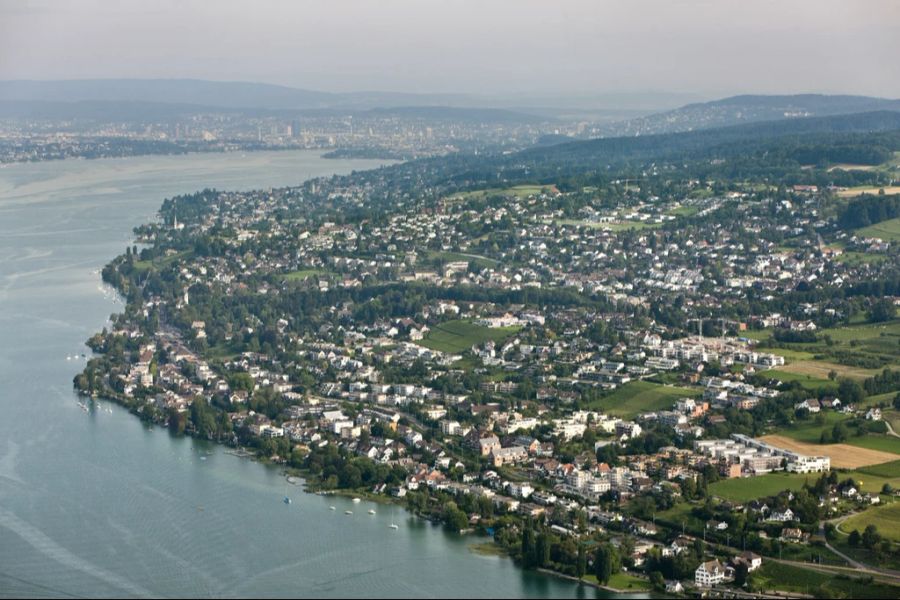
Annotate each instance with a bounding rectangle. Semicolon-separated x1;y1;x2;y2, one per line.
765;368;833;390
451;184;555;201
857;218;900;242
282;268;327;281
418;320;520;354
778;412;849;443
708;473;816;502
753;561;900;598
841;502;900;542
425;250;499;269
750;319;900;379
856;217;900;242
856;459;900;479
844;434;900;455
587;380;701;419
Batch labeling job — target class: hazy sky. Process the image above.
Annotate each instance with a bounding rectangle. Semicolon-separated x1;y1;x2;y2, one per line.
1;0;898;98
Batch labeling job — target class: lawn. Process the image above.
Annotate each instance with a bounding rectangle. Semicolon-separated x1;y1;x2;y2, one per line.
587;380;701;419
841;502;900;542
418;320;520;354
708;473;815;502
582;572;651;591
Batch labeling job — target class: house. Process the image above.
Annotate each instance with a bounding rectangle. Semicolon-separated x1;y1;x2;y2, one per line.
770;508;794;522
866;408;882;421
733;551;763;572
695;559;729;587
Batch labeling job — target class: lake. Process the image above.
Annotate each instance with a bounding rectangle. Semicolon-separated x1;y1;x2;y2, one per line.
0;150;641;598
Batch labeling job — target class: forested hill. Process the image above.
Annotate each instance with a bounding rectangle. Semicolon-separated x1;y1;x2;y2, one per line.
322;110;900;196
605;93;900;136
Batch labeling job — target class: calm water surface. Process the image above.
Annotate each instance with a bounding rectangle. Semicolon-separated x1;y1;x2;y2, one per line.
0;151;641;598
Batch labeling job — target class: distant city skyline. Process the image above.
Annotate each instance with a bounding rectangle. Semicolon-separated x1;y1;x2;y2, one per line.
1;0;898;99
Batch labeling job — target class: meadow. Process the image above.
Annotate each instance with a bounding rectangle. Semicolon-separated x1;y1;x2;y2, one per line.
418;319;520;354
587;380;701;419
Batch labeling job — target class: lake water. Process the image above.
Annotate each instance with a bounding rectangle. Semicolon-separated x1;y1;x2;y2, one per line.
0;151;639;598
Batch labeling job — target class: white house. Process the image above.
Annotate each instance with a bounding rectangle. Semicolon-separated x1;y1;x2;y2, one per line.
695;560;728;587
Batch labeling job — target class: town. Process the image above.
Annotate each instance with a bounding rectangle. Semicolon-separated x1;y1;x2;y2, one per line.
75;116;900;598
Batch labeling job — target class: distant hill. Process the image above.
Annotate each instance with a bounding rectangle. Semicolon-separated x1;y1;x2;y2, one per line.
0;79;694;115
606;94;900;136
348;110;900;193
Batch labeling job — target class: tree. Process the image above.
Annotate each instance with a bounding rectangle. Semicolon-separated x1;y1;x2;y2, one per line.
575;545;587;578
593;545;613;584
868;298;896;323
862;524;881;550
848;529;861;547
649;570;665;591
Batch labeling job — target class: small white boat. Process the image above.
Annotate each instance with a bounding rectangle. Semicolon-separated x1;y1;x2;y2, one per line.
352;498;361;503
329;506;336;511
368;509;376;515
344;510;353;515
389;523;399;530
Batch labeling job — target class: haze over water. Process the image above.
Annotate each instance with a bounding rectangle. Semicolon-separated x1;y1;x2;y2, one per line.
0;151;634;598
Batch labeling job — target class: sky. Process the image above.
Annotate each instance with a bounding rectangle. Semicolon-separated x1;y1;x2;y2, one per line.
1;0;898;99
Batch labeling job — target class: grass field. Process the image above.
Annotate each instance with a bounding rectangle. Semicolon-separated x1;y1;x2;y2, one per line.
843;434;900;455
451;184;556;201
759;434;899;468
777;411;849;443
750;319;900;378
418;320;520;354
555;218;660;232
857;216;900;242
282;268;327;281
777;360;879;381
587;380;701;419
753;561;900;598
708;472;815;502
838;186;900;198
425;250;499;269
856;459;900;479
765;368;834;390
841;502;900;542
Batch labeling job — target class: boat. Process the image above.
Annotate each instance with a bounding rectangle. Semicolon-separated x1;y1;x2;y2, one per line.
389;523;399;530
329;506;336;511
344;510;353;515
368;509;376;515
352;497;361;503
389;506;399;529
283;497;291;504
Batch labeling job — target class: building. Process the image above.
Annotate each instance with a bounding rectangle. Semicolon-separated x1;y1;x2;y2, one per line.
695;559;729;587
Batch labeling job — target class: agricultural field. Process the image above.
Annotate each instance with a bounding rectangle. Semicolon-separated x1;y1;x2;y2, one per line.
753;561;900;598
838;185;900;198
759;434;899;469
708;472;815;502
776;360;880;381
840;502;900;542
751;319;900;377
587;380;701;419
418;319;520;354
